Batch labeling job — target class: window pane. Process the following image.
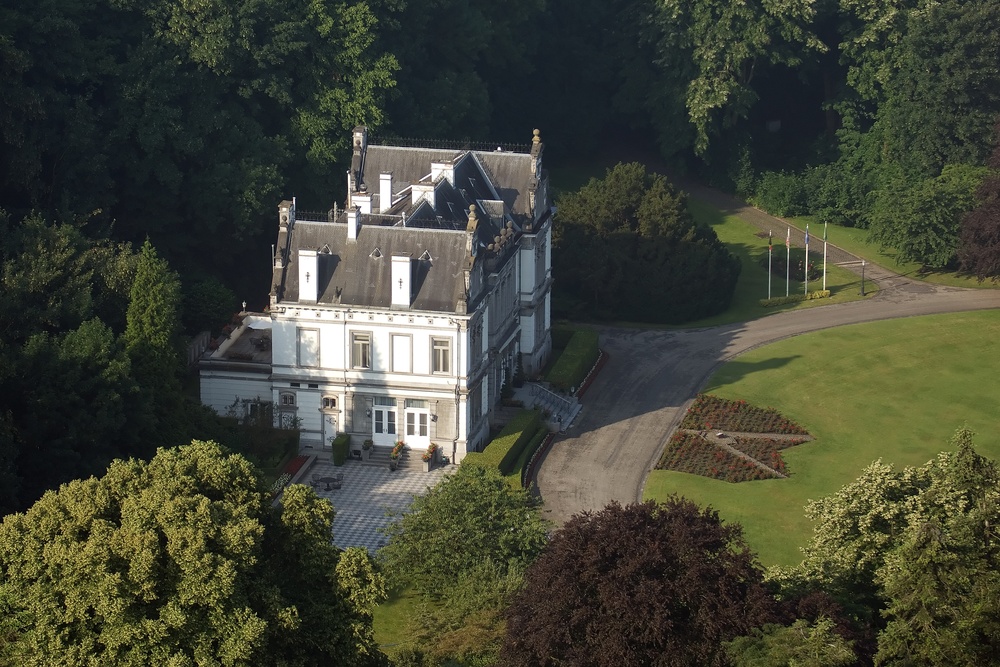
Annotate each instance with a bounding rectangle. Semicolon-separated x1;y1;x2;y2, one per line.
419;413;428;437
406;412;415;436
387;410;396;434
375;411;384;434
404;399;428;409
374;396;394;406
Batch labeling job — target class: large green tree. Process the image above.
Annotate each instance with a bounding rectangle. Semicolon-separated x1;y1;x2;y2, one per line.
637;0;824;155
0;440;387;666
553;162;740;323
378;465;547;664
502;499;779;667
775;428;1000;665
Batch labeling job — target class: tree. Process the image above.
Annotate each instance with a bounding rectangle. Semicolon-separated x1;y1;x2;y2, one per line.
553;163;740;323
501;499;779;667
0;440;387;666
124;239;186;452
379;465;547;599
869;164;988;268
776;428;1000;664
726;618;855;667
639;0;825;154
378;465;547;665
958;121;1000;281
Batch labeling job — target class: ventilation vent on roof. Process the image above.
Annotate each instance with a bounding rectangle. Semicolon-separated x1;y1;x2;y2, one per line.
320;244;332;254
370;248;382;259
420;250;432;261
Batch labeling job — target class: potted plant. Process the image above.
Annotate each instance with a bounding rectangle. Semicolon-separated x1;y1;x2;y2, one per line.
389;440;404;471
421;443;438;472
362;438;373;460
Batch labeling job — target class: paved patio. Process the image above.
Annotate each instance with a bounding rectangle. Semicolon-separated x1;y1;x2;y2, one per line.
305;456;451;552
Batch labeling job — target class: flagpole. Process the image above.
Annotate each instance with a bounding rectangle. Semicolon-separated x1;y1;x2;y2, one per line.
785;228;790;297
767;230;772;300
804;223;810;296
823;222;828;291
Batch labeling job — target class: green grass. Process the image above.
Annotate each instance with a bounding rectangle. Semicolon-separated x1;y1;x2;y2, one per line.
644;310;1000;567
788;214;996;290
373;588;422;650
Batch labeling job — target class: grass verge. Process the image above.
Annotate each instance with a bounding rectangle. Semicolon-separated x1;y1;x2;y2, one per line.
644;310;1000;567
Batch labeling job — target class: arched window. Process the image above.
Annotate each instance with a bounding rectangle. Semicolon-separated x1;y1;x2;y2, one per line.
279;392;296;407
322;396;337;411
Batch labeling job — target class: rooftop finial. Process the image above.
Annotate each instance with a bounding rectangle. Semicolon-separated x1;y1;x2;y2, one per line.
532;129;541;144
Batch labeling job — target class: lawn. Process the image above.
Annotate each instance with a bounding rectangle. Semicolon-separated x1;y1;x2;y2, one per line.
786;214;993;290
644;310;1000;567
373;587;423;652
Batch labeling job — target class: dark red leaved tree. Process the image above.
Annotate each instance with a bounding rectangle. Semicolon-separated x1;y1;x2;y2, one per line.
958;120;1000;281
501;498;779;667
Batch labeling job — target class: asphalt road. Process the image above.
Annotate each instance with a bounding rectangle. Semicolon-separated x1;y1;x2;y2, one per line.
532;191;1000;526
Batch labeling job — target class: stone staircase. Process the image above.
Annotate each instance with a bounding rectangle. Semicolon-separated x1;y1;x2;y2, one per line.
523;382;583;431
361;445;422;470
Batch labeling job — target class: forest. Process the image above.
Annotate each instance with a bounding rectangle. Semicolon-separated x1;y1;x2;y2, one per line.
3;0;999;517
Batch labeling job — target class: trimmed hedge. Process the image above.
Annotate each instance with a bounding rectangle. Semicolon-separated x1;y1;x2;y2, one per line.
546;329;599;392
463;409;542;475
505;426;550;490
331;433;351;466
550;325;576;350
760;290;830;307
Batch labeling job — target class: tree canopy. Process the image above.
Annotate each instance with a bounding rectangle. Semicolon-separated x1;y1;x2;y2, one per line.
501;498;778;667
0;440;387;666
773;428;1000;665
553;162;741;324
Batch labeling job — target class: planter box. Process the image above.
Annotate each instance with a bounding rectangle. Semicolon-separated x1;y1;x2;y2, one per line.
421;459;432;473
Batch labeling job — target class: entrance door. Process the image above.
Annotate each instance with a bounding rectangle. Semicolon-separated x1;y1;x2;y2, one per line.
373;403;397;445
322;413;337;450
404;410;430;448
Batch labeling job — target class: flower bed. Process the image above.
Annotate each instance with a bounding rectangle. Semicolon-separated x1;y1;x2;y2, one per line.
730;437;806;476
679;394;808;434
283;454;308;477
656;433;777;483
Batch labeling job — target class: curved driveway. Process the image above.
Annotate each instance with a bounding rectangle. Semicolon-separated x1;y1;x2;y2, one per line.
532;190;1000;525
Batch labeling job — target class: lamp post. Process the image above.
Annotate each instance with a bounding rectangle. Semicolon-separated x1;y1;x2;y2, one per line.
860;260;866;296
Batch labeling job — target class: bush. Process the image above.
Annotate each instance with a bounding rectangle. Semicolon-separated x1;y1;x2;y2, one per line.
330;433;351;466
753;171;809;217
550;325;576;350
759;290;830;307
505;427;550;489
546;329;599;392
463;410;542;475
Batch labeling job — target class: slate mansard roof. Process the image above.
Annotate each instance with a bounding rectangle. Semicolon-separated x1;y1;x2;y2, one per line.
270;128;550;314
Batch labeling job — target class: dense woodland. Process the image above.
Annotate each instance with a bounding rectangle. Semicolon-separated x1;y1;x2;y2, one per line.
2;0;1000;662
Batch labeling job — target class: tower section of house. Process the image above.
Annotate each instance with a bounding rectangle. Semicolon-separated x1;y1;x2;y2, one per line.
200;128;555;463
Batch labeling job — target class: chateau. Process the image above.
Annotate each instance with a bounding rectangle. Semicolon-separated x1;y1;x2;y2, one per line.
200;127;554;462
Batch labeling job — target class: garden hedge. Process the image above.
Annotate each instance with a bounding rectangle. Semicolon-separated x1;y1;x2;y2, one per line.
550;325;576;350
505;426;550;490
331;433;351;466
760;290;830;307
546;329;599;392
463;409;542;475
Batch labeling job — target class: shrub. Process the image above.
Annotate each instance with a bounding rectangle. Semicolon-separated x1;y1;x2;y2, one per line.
753;171;809;217
547;329;599;392
551;325;576;350
463;410;542;475
505;427;551;490
330;433;351;466
759;290;831;307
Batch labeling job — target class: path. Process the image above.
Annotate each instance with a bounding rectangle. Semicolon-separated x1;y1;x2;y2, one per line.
531;188;1000;526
